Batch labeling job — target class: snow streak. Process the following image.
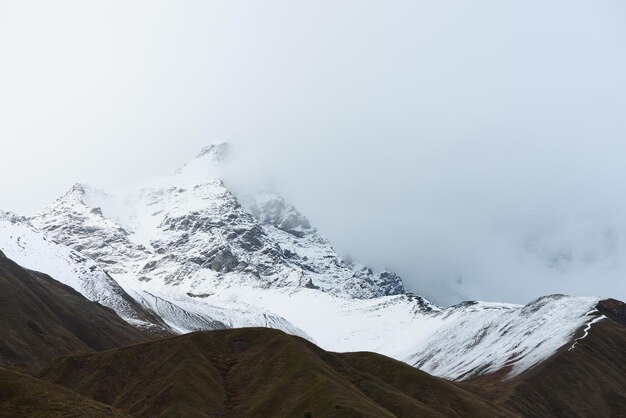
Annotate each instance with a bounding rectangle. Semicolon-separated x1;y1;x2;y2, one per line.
568;310;605;352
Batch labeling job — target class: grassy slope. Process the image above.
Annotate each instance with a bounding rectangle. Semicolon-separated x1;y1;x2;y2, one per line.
0;252;150;371
338;351;514;417
0;367;130;418
504;318;626;417
40;328;516;418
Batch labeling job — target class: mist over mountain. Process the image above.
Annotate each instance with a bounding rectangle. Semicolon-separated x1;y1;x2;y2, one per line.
4;138;626;306
190;141;626;306
1;1;625;306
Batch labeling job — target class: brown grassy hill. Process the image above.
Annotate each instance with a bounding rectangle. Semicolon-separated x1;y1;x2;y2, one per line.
0;367;131;418
463;308;626;418
0;251;151;371
40;328;517;418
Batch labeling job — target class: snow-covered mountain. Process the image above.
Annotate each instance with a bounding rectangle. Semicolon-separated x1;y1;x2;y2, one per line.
0;143;608;381
31;144;404;300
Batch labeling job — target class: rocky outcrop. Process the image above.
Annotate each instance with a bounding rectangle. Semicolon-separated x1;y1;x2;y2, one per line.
596;298;626;327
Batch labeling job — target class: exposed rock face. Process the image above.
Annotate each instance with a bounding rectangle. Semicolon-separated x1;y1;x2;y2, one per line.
245;193;311;235
30;151;405;300
596;298;626;327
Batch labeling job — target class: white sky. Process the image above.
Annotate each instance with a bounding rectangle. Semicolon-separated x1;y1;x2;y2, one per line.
1;1;625;305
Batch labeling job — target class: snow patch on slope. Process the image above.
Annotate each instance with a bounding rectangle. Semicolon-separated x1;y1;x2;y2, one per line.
568;310;605;351
408;295;601;379
0;212;160;329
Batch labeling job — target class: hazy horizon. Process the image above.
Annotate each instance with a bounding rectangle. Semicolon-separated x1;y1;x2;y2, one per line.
1;1;625;305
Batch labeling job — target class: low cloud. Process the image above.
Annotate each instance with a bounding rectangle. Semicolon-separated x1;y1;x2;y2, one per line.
1;1;625;305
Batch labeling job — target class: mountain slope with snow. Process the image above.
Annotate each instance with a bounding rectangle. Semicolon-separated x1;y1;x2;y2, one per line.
0;211;167;332
0;248;151;370
16;143;608;381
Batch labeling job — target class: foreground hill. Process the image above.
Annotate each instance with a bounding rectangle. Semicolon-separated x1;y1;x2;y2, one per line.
36;319;626;417
39;328;514;418
0;251;152;370
0;367;130;418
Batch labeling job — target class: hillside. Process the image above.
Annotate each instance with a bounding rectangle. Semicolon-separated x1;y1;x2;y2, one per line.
39;328;515;418
0;367;130;418
463;306;626;418
0;211;172;334
0;251;152;370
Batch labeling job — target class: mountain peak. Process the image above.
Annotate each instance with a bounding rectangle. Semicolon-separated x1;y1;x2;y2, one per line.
57;183;95;205
59;183;99;200
67;182;88;195
196;142;229;162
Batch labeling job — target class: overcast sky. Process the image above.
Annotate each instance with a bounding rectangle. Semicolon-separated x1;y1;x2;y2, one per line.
1;1;626;305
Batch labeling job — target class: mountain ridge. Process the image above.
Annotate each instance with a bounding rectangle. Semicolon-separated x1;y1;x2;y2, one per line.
0;144;616;383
